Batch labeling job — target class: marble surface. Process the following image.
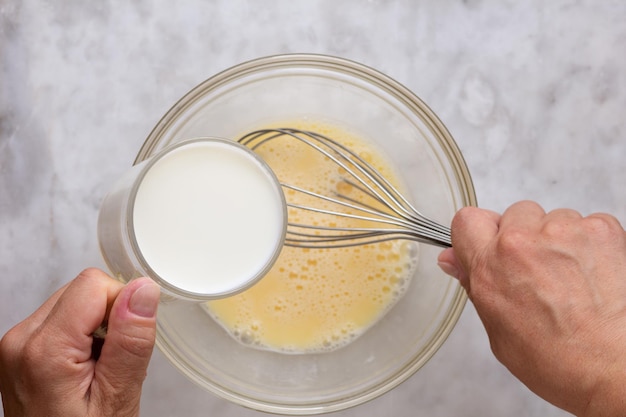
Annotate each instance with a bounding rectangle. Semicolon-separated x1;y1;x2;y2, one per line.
1;1;625;416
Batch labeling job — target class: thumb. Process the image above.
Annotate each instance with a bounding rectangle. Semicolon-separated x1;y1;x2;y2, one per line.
91;278;160;415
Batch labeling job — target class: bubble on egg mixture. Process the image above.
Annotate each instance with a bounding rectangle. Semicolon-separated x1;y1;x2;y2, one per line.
203;121;420;354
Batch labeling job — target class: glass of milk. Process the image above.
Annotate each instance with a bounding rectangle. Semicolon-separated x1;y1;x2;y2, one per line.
97;137;287;301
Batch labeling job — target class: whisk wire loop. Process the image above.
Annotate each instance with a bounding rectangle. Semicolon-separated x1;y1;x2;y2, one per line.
237;128;452;248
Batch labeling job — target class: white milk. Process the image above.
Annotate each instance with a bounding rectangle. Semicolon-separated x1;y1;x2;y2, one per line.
132;139;286;297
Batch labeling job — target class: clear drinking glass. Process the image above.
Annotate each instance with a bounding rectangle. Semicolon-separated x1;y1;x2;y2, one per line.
97;137;286;302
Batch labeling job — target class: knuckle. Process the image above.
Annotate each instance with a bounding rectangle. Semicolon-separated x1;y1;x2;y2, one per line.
0;326;50;381
541;219;569;240
547;208;582;218
0;327;23;364
541;209;583;240
0;324;43;364
75;267;109;283
452;206;481;229
496;228;532;257
516;200;544;211
583;213;623;236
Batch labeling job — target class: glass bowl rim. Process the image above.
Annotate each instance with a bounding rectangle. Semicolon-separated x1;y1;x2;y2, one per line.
138;53;476;415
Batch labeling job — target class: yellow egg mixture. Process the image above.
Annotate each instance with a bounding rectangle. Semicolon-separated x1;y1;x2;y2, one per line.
204;121;418;353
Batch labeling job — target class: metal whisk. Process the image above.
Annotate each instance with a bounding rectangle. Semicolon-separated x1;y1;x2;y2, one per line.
237;128;452;249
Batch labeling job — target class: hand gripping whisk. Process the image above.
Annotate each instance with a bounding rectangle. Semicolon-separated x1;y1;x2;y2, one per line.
237;128;452;249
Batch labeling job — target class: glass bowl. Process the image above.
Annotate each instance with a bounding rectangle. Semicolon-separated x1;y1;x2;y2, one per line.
136;54;476;414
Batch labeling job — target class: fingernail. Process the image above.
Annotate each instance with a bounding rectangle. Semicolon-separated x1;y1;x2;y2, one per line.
437;261;460;279
129;281;161;318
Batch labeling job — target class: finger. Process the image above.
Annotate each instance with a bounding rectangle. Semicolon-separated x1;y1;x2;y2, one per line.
585;212;625;230
438;247;460;277
450;206;501;271
538;208;584;239
582;213;626;247
92;277;160;413
544;208;583;222
40;268;124;362
497;200;546;233
12;281;72;336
